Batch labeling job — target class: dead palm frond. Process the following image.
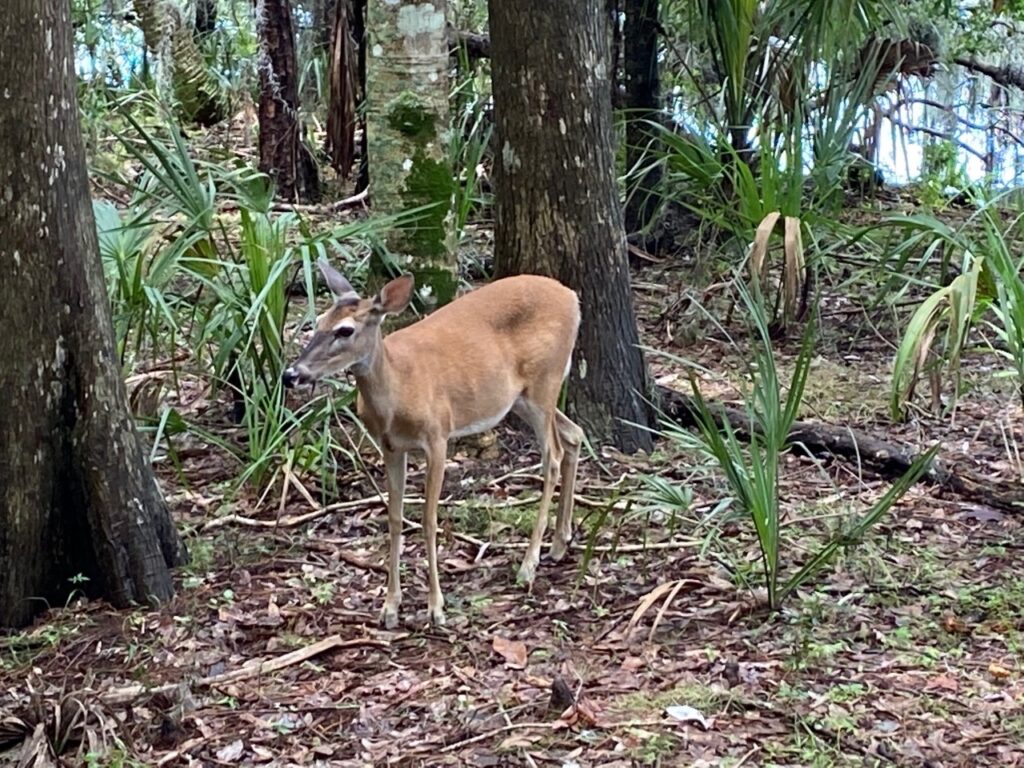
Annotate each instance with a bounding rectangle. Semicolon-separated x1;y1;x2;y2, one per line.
749;212;810;332
1;686;129;767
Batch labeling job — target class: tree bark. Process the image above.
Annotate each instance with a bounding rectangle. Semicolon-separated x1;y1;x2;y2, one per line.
623;0;662;235
314;0;338;53
489;0;657;453
194;0;217;37
608;0;623;107
365;0;456;306
131;0;225;125
353;0;369;193
0;0;188;629
255;0;321;203
326;0;357;178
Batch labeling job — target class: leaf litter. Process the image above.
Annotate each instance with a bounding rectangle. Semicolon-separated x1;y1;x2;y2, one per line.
1;267;1024;766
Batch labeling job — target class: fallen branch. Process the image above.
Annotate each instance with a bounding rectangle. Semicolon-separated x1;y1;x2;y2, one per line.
218;188;368;215
100;634;388;706
202;494;391;530
656;384;1022;513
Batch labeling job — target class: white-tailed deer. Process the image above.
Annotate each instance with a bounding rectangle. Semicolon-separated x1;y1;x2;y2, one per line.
283;259;585;628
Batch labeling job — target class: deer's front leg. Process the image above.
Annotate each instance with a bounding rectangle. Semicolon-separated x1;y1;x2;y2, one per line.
381;449;407;630
423;439;447;626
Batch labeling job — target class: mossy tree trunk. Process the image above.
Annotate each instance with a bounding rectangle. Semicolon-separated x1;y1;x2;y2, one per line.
489;0;657;453
255;0;321;203
131;0;225;125
0;0;188;629
366;0;456;307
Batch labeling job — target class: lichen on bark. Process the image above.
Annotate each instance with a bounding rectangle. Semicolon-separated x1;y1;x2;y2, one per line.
366;1;456;307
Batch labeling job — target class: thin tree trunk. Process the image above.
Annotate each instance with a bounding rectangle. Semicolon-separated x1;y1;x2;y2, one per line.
609;0;623;107
489;0;656;453
315;0;338;53
0;0;188;629
326;0;357;178
365;0;456;306
623;0;662;234
353;0;369;193
194;0;217;37
255;0;321;202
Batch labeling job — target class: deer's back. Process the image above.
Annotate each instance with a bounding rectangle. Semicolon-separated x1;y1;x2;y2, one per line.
386;275;580;385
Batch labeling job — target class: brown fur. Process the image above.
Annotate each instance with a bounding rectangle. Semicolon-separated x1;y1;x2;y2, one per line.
285;266;586;628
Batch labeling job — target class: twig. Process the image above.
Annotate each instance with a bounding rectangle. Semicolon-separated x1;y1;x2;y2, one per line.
218;188;368;215
201;494;398;531
439;717;681;753
100;635;387;706
884;117;989;162
440;722;553;753
275;188;368;213
155;737;210;767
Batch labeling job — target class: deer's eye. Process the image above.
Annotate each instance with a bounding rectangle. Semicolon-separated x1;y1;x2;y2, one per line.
334;325;355;339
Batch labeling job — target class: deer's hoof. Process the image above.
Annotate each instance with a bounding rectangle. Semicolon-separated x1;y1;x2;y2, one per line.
380;605;400;630
517;558;538;589
548;538;571;562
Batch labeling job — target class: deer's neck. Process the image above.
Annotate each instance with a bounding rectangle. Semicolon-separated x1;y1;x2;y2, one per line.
353;337;396;432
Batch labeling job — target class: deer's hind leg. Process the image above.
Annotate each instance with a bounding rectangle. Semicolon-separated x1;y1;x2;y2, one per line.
549;410;584;562
512;396;563;587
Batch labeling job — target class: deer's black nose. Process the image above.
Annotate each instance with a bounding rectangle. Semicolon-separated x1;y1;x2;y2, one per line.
282;367;300;389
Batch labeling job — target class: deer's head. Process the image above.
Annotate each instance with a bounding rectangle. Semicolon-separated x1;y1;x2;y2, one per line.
282;258;414;388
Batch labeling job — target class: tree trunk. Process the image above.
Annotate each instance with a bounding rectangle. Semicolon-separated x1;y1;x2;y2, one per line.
326;0;357;178
194;0;217;37
315;0;338;53
0;0;188;630
132;0;225;125
489;0;656;453
623;0;662;235
255;0;321;203
365;0;456;306
608;0;623;108
353;0;369;193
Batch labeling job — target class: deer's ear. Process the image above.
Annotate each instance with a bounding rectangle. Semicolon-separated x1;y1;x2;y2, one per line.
374;275;414;315
318;257;358;299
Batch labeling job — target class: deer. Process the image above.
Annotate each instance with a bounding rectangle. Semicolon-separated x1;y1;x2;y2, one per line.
282;259;585;629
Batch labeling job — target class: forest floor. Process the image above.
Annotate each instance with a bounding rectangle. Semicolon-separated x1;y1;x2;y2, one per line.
3;215;1024;768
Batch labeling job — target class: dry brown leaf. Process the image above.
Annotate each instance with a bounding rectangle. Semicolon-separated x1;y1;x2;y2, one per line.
943;612;969;634
492;635;528;669
924;674;959;693
498;733;541;750
988;662;1012;681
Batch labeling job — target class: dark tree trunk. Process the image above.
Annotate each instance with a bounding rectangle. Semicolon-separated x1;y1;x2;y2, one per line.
623;0;662;234
326;0;357;178
353;0;369;193
489;0;656;453
0;0;188;629
315;0;338;53
256;0;321;202
194;0;217;36
608;0;623;107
